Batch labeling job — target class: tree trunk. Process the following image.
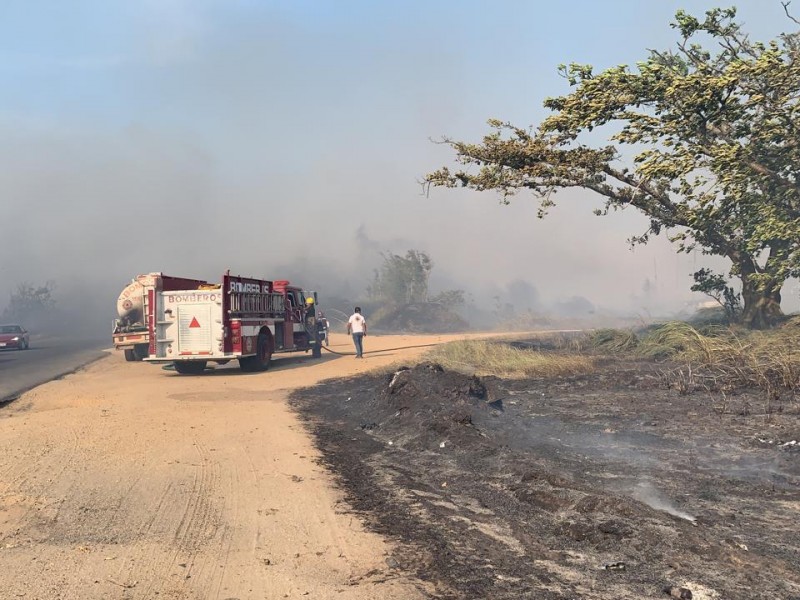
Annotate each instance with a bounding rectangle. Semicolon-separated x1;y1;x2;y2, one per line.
739;272;783;329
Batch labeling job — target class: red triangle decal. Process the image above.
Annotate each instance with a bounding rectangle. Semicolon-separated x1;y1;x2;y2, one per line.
189;317;201;328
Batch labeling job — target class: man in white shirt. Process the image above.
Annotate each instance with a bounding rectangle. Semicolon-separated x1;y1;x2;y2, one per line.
346;306;367;358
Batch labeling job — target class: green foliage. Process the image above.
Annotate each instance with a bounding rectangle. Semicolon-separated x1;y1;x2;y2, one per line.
368;250;433;305
691;268;741;320
427;7;800;329
365;249;467;331
1;281;57;323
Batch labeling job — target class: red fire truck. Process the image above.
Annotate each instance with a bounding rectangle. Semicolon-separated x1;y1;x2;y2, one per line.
123;272;322;374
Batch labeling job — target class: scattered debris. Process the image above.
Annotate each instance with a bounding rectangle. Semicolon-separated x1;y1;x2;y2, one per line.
663;585;693;599
487;399;504;411
604;562;626;572
108;578;137;589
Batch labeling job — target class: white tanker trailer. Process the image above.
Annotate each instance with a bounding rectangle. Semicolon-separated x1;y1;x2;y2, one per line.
112;278;149;361
112;273;211;361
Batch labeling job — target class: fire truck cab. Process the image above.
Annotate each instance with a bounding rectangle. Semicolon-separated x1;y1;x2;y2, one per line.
138;272;322;374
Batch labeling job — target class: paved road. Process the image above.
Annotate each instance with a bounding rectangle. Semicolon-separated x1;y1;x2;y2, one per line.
0;337;109;403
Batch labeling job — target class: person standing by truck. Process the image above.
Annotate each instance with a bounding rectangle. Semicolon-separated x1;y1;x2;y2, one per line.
317;311;330;345
347;306;367;358
304;296;317;331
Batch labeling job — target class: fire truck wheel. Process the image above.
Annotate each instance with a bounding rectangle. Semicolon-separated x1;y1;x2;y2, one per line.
124;349;137;362
174;361;207;375
239;332;272;372
133;344;149;361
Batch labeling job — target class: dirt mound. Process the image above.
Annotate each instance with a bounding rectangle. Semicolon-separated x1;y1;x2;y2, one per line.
376;363;495;450
292;358;800;599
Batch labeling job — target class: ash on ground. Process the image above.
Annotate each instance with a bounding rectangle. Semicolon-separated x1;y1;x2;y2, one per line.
290;355;800;600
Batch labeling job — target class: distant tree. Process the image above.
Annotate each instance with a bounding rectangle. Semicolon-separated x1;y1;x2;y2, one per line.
366;250;468;331
368;250;433;304
427;7;800;329
1;281;57;323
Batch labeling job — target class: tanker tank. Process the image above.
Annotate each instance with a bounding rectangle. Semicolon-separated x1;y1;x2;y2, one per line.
116;280;145;327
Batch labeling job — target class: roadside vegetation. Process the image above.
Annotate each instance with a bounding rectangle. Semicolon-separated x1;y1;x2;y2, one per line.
424;317;800;414
365;249;468;333
589;320;800;402
425;338;594;379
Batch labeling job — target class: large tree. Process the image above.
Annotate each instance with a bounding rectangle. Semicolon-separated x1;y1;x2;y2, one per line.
426;6;800;328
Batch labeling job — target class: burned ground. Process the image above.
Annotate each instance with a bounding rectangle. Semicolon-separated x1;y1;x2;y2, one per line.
290;350;800;600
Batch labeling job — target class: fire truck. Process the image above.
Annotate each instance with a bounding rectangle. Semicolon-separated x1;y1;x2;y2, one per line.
115;272;323;374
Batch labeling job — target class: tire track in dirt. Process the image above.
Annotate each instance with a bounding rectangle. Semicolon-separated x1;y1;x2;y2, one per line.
0;425;82;543
209;452;241;600
129;439;223;599
1;336;445;600
123;481;178;599
177;440;224;597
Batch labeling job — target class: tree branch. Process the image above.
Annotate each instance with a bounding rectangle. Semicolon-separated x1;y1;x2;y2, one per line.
783;1;800;26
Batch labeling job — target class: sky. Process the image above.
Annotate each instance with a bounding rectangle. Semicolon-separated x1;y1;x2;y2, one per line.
0;0;797;332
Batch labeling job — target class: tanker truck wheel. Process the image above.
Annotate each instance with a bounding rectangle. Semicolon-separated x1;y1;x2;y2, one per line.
124;349;137;362
173;361;207;375
239;332;272;372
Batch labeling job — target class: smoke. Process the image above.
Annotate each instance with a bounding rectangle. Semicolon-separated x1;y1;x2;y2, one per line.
1;2;792;340
631;480;695;523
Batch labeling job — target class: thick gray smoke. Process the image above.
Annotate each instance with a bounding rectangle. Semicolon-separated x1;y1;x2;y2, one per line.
1;2;793;338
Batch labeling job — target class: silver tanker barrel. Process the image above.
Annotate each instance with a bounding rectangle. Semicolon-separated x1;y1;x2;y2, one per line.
116;280;145;327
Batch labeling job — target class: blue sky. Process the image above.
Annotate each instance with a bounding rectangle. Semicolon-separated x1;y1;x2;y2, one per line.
1;1;796;321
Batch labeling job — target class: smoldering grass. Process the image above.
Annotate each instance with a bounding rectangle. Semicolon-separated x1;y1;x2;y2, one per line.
425;339;595;379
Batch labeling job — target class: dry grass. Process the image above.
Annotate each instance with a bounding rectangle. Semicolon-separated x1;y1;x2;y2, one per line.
595;320;800;402
425;339;595;379
591;328;639;353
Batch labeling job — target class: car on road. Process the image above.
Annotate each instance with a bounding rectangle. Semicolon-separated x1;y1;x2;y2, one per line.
0;324;30;350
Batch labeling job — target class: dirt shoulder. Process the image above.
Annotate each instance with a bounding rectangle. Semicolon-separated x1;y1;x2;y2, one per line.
0;332;483;600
